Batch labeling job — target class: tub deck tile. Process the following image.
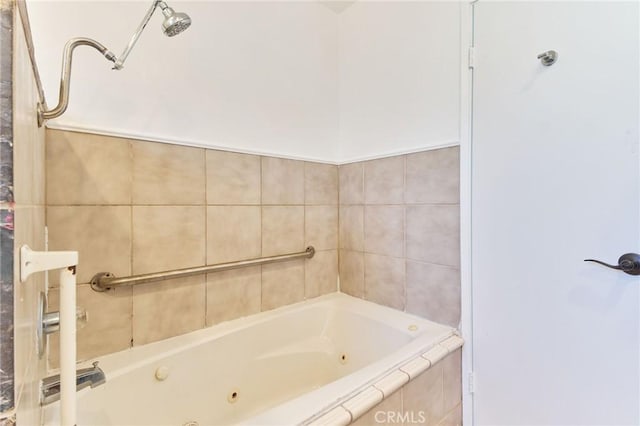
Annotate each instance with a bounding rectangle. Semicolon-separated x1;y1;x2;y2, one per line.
373;370;410;398
421;344;449;365
400;356;431;379
307;406;352;426
440;335;464;353
341;386;384;421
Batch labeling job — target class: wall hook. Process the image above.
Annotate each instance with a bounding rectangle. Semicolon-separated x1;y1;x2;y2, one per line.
537;50;558;66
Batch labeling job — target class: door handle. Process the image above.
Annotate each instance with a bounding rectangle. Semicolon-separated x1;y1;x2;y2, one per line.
584;253;640;275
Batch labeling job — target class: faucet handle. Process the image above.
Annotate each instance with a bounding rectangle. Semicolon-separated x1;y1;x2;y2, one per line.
76;307;88;329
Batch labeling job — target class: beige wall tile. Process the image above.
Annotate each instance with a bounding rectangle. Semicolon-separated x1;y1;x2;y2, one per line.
206;267;261;326
406;261;460;327
439;404;462;426
132;276;205;345
442;349;462;415
262;157;304;204
261;260;304;311
132;206;205;274
351;389;402;426
406;205;460;267
305;162;338;205
364;254;405;311
262;206;304;256
207;206;261;264
364;206;404;257
305;250;338;298
132;140;205;205
339;250;364;298
305;205;338;250
14;111;44;205
339;205;364;251
206;150;261;205
48;285;132;367
46;130;131;205
364;156;404;205
405;147;459;204
338;162;363;205
402;363;444;426
47;206;131;286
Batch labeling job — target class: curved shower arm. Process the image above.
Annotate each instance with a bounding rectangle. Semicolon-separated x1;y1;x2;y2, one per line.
37;37;117;126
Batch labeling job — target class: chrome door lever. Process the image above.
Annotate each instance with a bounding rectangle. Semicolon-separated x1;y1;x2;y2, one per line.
584;253;640;275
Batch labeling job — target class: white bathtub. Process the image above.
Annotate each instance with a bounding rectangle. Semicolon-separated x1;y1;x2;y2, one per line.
44;293;462;426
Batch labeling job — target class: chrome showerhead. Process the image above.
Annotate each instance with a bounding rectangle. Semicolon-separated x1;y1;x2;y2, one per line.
160;3;192;37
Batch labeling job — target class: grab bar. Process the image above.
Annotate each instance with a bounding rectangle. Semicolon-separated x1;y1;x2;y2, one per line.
90;246;315;292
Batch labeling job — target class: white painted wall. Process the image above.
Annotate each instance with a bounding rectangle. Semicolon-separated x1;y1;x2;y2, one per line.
28;1;339;161
28;1;462;163
472;2;639;424
337;1;461;162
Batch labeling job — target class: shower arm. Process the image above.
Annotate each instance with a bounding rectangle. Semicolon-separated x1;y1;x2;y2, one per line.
37;37;117;126
113;0;166;70
37;0;189;127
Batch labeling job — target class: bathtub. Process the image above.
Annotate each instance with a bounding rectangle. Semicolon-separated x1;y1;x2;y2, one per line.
43;293;463;426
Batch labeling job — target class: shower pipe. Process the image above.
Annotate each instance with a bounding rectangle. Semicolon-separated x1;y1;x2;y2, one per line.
37;0;191;126
90;246;316;292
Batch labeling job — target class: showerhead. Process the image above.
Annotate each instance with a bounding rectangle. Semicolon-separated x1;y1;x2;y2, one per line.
159;3;192;37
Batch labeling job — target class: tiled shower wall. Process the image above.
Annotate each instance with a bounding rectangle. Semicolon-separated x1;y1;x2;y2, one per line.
4;1;47;424
46;129;338;363
338;148;460;327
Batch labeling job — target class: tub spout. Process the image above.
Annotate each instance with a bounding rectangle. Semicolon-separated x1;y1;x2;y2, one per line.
41;361;106;405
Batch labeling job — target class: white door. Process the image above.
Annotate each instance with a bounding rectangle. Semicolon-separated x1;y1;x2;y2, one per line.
472;2;639;425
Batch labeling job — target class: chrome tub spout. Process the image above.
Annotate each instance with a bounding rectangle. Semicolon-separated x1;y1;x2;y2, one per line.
41;361;106;405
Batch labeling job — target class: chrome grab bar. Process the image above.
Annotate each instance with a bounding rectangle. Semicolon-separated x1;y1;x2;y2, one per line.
90;246;315;292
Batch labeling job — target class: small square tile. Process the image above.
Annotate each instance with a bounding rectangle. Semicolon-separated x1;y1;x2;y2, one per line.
207;206;261;264
364;156;404;205
305;162;338;205
364;205;404;257
305;206;338;250
261;260;305;311
206;267;261;326
339;250;364;298
262;206;304;256
206;150;261;205
305;250;338;298
364;254;405;310
262;157;304;204
132;140;205;205
338;162;364;205
406;147;459;204
133;276;205;345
